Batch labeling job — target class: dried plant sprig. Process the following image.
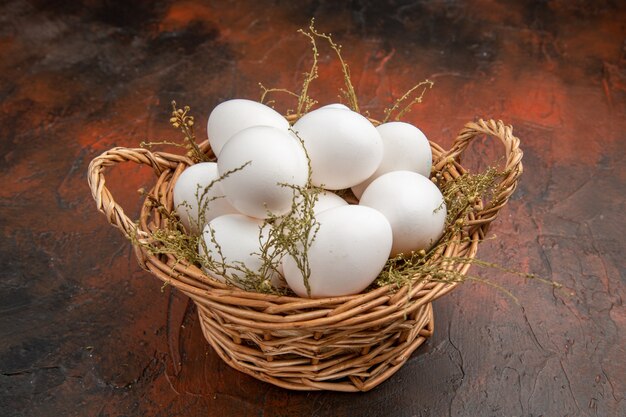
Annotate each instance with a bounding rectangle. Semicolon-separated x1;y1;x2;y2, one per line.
254;129;320;296
257;22;434;126
258;83;300;111
140;140;188;149
131;161;285;294
186;161;252;235
294;28;320;116
177;160;287;293
196;220;284;293
307;19;360;112
170;101;209;163
255;184;321;296
257;26;320;118
198;130;320;295
382;79;434;123
439;165;503;227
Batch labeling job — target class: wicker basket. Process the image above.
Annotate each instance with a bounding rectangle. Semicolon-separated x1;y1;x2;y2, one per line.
88;118;522;392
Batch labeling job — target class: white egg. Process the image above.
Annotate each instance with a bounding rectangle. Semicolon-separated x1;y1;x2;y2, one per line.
199;214;274;288
292;107;383;190
288;190;348;219
319;103;350;110
218;126;308;219
311;190;348;214
173;162;238;234
207;99;289;157
359;171;446;256
352;122;432;199
282;205;392;298
273;190;347;231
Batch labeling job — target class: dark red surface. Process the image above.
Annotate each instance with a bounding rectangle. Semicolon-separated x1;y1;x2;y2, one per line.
1;1;625;416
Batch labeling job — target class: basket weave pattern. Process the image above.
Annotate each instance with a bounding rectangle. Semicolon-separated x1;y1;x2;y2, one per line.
88;119;522;392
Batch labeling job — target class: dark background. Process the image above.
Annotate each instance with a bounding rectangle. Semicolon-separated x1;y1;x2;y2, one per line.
1;0;625;416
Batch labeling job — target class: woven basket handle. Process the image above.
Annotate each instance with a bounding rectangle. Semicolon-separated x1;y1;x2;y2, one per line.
87;147;182;239
435;119;523;228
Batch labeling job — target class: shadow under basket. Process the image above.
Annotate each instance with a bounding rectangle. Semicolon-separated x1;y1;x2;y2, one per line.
88;119;523;392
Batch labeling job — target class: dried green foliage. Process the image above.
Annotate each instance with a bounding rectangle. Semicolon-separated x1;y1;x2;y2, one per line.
306;19;360;112
258;23;320;117
259;84;300;112
258;19;363;118
294;27;320;116
382;79;434;123
139;102;210;159
256;131;321;296
168;101;209;162
257;19;435;126
197;172;321;295
140;140;188;150
439;166;502;225
185;161;251;235
129;191;203;286
196;219;280;293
